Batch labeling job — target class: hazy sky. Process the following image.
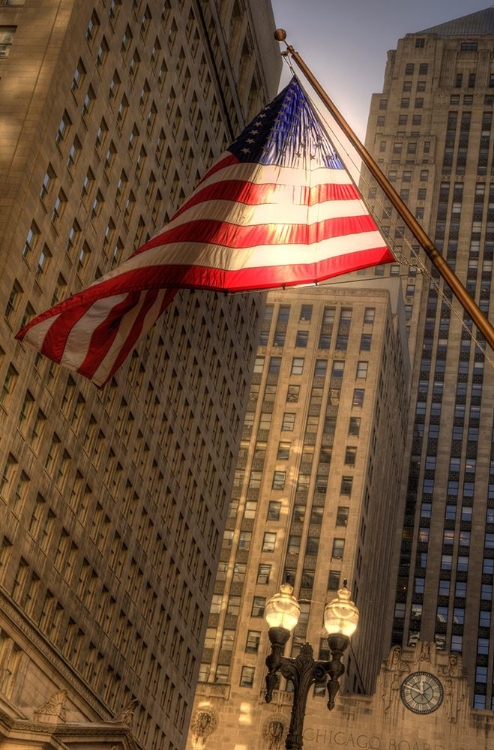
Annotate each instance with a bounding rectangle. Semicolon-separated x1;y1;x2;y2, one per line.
271;0;489;139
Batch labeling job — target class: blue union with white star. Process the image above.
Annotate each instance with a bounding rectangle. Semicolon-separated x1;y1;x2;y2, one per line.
228;76;344;170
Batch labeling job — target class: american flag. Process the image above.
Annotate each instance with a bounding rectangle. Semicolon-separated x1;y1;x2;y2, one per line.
16;77;393;386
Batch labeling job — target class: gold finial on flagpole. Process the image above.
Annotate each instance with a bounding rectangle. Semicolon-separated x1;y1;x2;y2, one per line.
274;29;287;42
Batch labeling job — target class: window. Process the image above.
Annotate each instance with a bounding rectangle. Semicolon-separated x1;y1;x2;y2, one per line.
215;665;229;683
251;597;266;617
227;595;241;615
0;25;16;58
81;168;95;203
267;501;281;521
67;136;82;172
240;666;255;687
272;471;285;490
360;334;372;351
328;570;340;590
286;385;299;403
233;563;246;582
209;594;223;615
96;36;109;67
273;330;285;347
108;70;121;100
269;357;282;375
282;413;295;431
5;282;22;324
253;356;264;374
332;539;345;559
36;244;52;277
244;501;257;520
314;360;327;378
262;532;276;552
335;334;348;350
291;357;304;375
277;441;290;460
318;332;331;349
248;471;262;489
340;476;353;495
257;563;271;584
356;361;368;379
276;304;290;324
82;85;96;120
295;330;308;347
203;627;216;649
332;361;344;378
451;635;462;653
246;630;261;653
344;447;357;466
306;536;319;555
364;307;375;324
22;222;40;260
287;535;301;554
353;389;364;407
220;628;236;651
55;111;71;147
238;531;251;550
39;166;55;203
85;10;100;45
348;417;360;436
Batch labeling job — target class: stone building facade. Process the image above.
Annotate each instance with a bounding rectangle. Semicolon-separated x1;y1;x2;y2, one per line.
0;1;280;749
186;282;410;747
188;642;494;750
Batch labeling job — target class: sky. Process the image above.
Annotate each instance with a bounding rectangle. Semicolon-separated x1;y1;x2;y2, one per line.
271;0;490;140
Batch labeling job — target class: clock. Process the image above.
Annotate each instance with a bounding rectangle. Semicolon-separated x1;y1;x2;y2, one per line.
400;671;444;714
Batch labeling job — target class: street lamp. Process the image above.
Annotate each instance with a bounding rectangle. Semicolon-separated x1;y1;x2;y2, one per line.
264;580;359;750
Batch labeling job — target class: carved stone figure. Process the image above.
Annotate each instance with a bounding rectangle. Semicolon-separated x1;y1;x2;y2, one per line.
112;698;139;728
440;653;466;723
34;689;68;723
414;641;432;664
382;646;409;713
262;715;287;749
190;707;218;745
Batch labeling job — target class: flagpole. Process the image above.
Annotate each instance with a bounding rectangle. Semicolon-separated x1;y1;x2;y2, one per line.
274;29;494;352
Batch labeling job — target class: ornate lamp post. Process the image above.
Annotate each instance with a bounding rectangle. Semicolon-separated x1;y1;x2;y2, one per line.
264;580;359;750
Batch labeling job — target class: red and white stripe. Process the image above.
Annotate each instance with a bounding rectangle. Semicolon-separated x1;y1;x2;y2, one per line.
16;151;393;386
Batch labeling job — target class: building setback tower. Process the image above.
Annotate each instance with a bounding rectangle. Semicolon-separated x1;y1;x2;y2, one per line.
362;7;494;711
187;283;409;749
0;1;280;749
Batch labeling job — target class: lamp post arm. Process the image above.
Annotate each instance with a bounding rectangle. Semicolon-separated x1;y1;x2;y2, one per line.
325;633;350;710
265;626;291;703
280;644;327;750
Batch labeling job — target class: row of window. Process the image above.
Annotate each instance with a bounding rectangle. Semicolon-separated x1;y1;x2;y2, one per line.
253;356;370;379
262;304;376;328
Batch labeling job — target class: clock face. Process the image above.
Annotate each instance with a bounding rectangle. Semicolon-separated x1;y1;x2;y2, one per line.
400;672;444;714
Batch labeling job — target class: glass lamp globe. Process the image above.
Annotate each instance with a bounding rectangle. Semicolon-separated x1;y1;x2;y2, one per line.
265;583;301;632
323;585;359;638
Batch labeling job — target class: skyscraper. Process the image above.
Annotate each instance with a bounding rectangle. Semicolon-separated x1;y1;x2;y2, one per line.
362;6;494;712
186;282;409;749
0;1;280;748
